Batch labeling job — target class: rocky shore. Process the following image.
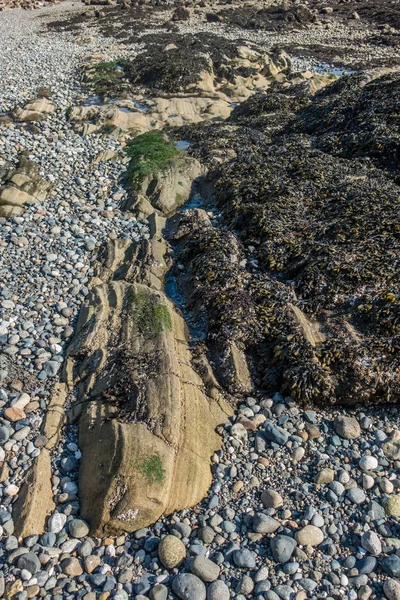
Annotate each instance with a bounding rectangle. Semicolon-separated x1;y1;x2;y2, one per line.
0;1;399;599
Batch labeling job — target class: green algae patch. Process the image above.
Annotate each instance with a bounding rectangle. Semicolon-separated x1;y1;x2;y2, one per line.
138;454;165;485
125;131;179;190
128;289;172;337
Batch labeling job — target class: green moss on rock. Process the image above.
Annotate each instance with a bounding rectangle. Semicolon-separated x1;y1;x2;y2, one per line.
125;131;179;189
128;289;172;336
138;454;165;485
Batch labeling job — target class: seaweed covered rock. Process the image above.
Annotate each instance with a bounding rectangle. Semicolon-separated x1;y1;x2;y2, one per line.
123;131;204;217
122;33;290;94
175;108;399;405
289;70;400;179
219;2;317;32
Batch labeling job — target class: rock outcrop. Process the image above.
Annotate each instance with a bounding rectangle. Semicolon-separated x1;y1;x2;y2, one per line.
0;156;51;218
55;153;234;535
13;97;56;122
64;280;232;535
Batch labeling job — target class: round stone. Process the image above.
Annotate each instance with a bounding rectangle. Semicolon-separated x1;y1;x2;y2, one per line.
0;426;10;444
207;580;230;600
347;487;366;504
333;415;361;440
190;555;220;582
359;456;378;471
232;548;256;569
48;512;67;534
172;573;206;600
149;584;168;600
383;578;400;600
271;535;297;564
383;555;400;577
17;553;41;575
384;495;400;517
261;489;283;508
252;513;280;534
360;530;382;556
68;519;89;538
158;535;186;569
295;525;324;547
61;557;83;576
315;468;334;484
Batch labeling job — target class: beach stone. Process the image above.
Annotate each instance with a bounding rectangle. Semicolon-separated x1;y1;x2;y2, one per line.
149;584;168;600
295;525;324;547
271;535;297;564
84;555;101;574
43;360;61;376
252;513;280;534
382;438;400;460
197;526;215;544
190;555;220;582
0;426;10;444
264;421;289;445
69;519;90;538
383;578;400;600
61;557;83;576
333;416;361;439
315;468;334;484
233;548;256;568
48;512;67;533
237;575;254;595
384;496;400;517
347;487;366;504
359;456;378;471
17;552;41;574
261;489;283;509
207;580;230;600
172;573;206;600
383;555;400;577
360;530;382;556
158;535;186;569
4;407;26;422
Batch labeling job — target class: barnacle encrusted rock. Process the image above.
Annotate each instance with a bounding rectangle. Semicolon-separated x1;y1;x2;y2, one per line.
64;281;232;535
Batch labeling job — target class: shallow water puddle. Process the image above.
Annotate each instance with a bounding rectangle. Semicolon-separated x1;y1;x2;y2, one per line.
175;140;191;151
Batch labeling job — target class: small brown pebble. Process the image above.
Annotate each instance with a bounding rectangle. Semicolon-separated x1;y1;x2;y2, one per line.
258;457;270;467
10;380;23;391
232;480;244;493
4;407;26;422
26;585;40;599
305;423;321;440
297;431;309;441
237;415;257;431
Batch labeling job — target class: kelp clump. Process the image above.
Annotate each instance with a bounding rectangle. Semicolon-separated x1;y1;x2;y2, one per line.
288;71;400;179
174;71;400;406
